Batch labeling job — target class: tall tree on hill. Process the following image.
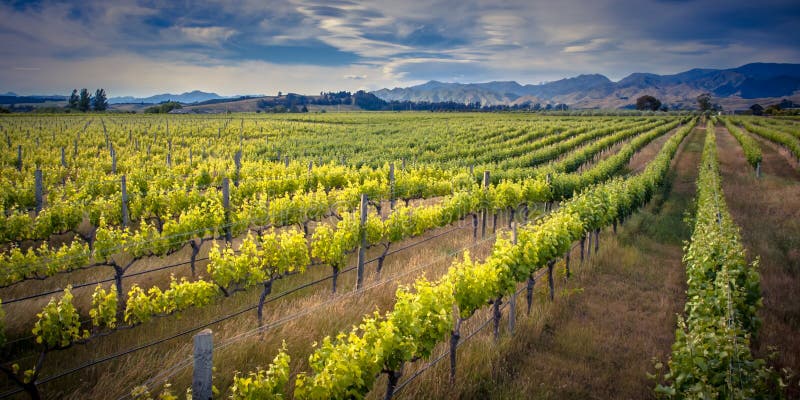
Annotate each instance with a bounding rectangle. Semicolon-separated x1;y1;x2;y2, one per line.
78;88;91;112
635;95;661;111
696;93;712;112
67;89;79;109
93;88;108;111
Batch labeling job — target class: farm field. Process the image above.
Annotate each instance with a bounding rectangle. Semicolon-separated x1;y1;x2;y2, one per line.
0;112;798;399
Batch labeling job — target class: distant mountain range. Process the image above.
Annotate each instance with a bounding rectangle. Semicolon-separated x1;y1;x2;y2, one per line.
108;90;234;104
372;63;800;109
0;90;257;106
0;93;65;105
3;63;799;110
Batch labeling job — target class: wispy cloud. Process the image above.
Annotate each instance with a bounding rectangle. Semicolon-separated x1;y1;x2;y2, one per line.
563;38;614;53
177;26;238;45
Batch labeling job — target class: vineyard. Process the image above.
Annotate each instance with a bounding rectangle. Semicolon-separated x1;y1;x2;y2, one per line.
0;112;797;399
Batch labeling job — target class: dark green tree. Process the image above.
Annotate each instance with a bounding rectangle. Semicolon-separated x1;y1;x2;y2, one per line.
78;88;91;112
696;93;712;112
143;101;182;114
749;104;763;116
635;95;662;111
93;89;108;111
765;104;781;115
68;89;79;109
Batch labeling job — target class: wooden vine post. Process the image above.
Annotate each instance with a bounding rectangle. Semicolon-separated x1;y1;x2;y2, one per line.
594;228;600;254
492;295;503;341
192;329;213;400
233;150;242;186
586;231;592;262
581;233;586;265
481;171;490;238
34;168;43;214
111;147;117;174
121;175;130;227
526;271;536;315
472;212;479;240
356;193;368;291
449;304;461;384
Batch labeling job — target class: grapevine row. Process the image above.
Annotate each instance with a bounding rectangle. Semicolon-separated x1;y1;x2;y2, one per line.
212;114;696;399
0;119;694;398
719;117;762;170
654;121;776;398
0;118;670;288
736;117;800;162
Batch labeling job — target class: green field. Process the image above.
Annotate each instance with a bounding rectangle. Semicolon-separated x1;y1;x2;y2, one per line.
0;113;797;399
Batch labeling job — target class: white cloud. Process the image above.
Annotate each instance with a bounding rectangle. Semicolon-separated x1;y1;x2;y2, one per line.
294;3;414;59
562;38;612;53
479;14;526;46
381;57;475;81
178;27;238;45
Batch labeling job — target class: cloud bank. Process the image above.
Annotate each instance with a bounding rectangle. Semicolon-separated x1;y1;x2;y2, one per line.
1;0;798;96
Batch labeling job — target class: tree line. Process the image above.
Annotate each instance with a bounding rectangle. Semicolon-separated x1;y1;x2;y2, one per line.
256;91;571;113
747;99;799;116
67;88;108;111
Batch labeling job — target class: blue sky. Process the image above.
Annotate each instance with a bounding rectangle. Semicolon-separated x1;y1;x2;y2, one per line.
1;0;799;96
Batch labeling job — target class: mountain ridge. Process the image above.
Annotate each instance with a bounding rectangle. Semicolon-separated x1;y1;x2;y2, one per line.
372;62;800;109
108;90;232;104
